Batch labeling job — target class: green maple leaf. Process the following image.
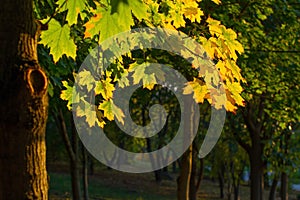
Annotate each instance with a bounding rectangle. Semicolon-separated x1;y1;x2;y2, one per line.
130;63;146;85
78;70;95;92
99;99;124;124
143;74;156;90
56;0;87;25
60;81;74;110
76;100;99;127
95;79;115;100
223;28;244;60
40;19;76;62
84;0;148;42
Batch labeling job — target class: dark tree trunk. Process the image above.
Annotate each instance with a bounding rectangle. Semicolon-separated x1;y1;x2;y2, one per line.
70;114;81;200
231;162;243;200
196;158;204;191
71;158;81;200
177;145;192;200
0;0;49;199
189;143;198;200
54;109;81;200
249;142;264;200
280;172;288;200
233;186;240;200
173;161;177;173
269;174;278;200
218;168;225;199
177;98;195;200
82;145;89;200
89;157;94;175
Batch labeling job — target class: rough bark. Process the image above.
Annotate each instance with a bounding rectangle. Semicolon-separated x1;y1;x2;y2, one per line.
0;0;49;199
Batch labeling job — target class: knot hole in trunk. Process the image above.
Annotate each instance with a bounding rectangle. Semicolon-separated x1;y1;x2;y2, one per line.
27;68;47;96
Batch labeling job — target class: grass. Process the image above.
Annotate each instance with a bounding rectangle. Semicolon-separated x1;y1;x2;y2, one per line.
49;171;176;200
48;165;300;200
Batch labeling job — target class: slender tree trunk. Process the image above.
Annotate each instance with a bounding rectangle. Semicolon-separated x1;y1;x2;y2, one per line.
54;109;81;200
226;163;232;200
177;145;193;200
269;174;278;200
233;186;240;200
218;168;225;199
195;158;204;191
70;115;81;200
189;143;198;200
280;172;288;200
89;157;94;175
71;159;81;200
0;0;49;199
177;98;195;200
173;161;177;173
82;145;89;200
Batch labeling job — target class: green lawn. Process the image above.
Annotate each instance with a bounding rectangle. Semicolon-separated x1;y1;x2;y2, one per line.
49;172;176;200
48;169;300;200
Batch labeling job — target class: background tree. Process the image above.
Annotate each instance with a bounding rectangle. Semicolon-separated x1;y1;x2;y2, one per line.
205;0;300;199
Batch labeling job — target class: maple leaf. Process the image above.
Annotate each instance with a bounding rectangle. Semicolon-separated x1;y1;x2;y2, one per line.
40;19;76;62
60;81;74;110
207;17;223;37
211;0;221;5
56;0;87;25
99;99;125;124
95;78;115;100
226;81;244;106
77;70;95;92
183;79;208;103
84;0;148;42
143;74;156;90
183;1;203;23
75;99;103;127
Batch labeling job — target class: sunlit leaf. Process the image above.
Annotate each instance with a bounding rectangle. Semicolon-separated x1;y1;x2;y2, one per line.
40;19;76;62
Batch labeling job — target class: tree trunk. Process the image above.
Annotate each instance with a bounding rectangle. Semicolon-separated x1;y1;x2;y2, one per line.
0;0;49;199
196;158;204;191
269;174;278;200
177;98;195;200
82;145;89;200
249;144;264;200
280;172;288;200
233;186;240;200
218;168;225;199
71;159;81;200
70;115;81;200
189;143;198;200
177;145;193;200
231;162;243;200
54;109;81;200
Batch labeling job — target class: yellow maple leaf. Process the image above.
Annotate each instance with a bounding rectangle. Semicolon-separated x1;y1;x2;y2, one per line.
211;0;221;5
183;79;208;103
